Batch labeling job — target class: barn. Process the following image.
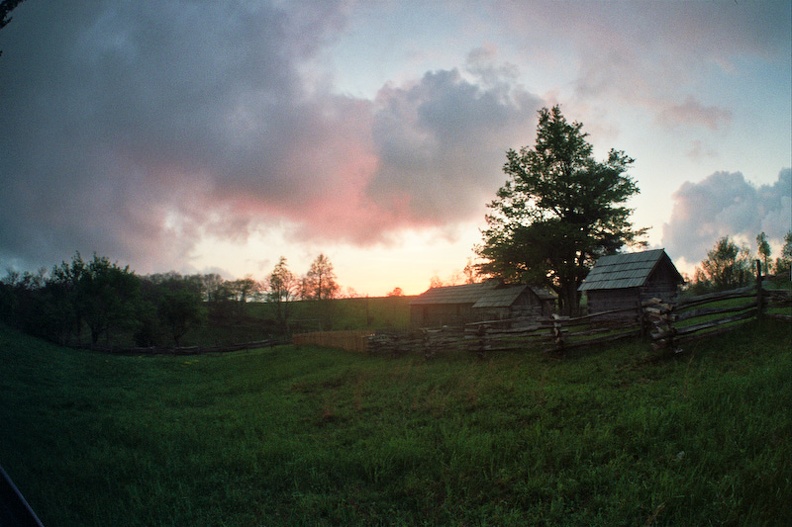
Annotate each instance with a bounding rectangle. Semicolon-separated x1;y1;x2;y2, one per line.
410;280;556;327
579;249;684;315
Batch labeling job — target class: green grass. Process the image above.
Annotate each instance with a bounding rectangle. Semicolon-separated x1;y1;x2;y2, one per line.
1;320;790;526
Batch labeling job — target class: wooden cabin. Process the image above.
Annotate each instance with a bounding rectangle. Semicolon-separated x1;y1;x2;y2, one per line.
579;249;684;315
410;280;556;327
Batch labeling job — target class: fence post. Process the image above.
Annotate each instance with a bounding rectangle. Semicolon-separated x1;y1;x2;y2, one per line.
476;324;487;359
551;314;564;352
756;260;765;319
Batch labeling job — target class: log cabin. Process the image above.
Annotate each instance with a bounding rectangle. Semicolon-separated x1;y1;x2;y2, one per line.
579;248;684;316
410;280;556;327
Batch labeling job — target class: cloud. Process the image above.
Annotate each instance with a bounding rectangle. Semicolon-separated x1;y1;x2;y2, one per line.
655;97;732;131
490;0;789;132
0;1;541;273
367;60;540;227
686;140;719;162
662;169;792;265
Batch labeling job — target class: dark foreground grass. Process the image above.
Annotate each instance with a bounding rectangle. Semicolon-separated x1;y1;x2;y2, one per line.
1;320;790;526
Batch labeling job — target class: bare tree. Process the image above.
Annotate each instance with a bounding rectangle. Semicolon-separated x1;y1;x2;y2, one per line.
303;254;339;301
267;257;296;333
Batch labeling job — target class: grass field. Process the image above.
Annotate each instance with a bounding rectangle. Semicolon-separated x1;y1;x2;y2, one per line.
1;320;790;526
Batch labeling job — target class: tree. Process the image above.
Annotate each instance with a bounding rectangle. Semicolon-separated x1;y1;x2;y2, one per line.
775;231;792;278
387;287;404;297
303;254;339;301
153;276;205;347
78;254;141;345
756;232;772;275
477;105;647;314
0;0;26;58
267;257;296;333
695;236;753;291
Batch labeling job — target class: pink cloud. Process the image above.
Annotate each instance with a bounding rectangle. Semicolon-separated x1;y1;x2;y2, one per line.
655;97;732;131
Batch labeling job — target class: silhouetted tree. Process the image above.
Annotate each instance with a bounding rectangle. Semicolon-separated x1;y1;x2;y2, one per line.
267;256;296;334
477;105;647;314
156;277;205;346
0;0;26;58
78;254;141;345
756;232;772;275
303;254;339;301
775;231;792;278
694;236;753;292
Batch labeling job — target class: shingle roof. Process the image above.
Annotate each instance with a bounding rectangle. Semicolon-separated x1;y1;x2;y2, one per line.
578;249;682;291
411;281;556;307
410;281;499;306
472;285;529;308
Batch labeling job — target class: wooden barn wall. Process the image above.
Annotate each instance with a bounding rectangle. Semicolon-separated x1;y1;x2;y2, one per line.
411;303;475;327
642;264;681;303
586;288;641;314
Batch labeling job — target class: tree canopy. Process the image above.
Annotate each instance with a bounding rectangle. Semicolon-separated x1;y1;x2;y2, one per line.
302;253;339;301
477;105;647;314
693;236;753;292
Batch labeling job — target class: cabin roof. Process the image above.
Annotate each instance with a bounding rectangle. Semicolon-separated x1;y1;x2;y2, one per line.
472;285;529;308
411;281;556;307
578;249;683;292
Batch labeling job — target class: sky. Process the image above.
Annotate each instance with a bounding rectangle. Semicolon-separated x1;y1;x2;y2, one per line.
1;0;790;296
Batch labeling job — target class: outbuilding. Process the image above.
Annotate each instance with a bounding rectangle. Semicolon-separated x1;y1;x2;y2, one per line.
579;248;684;315
410;280;556;327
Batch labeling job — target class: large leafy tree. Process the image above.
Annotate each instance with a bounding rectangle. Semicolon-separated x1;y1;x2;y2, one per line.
477;106;647;314
79;254;141;345
154;276;206;347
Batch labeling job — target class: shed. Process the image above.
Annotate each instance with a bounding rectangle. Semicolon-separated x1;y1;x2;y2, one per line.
410;281;556;327
579;248;684;315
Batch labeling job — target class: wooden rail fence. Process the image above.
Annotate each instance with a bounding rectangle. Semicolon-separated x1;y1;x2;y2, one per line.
82;338;288;355
292;330;373;353
295;280;790;358
647;281;791;352
364;307;644;358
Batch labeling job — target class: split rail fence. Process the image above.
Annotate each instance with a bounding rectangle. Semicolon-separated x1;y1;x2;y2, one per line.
296;280;790;358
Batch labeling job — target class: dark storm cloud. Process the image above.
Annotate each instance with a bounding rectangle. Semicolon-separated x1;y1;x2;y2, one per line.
0;2;544;273
662;169;792;265
368;58;540;226
0;0;353;271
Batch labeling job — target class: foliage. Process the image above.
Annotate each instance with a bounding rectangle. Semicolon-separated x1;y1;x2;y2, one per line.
302;253;340;301
756;231;772;274
692;236;754;293
0;0;26;58
1;320;789;526
154;277;206;347
267;257;297;333
775;230;792;278
78;254;141;345
478;105;647;315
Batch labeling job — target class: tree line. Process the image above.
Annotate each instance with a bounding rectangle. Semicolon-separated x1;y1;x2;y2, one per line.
0;252;342;347
687;232;792;294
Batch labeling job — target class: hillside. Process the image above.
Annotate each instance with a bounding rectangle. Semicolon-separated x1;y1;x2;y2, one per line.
1;321;790;526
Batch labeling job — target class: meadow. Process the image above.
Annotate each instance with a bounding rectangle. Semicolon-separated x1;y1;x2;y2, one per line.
1;319;790;526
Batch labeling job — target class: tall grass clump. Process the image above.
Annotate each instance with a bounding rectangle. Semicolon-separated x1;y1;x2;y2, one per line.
1;319;790;526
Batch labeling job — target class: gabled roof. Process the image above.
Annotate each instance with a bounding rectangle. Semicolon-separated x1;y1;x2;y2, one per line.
578;249;683;292
410;281;499;306
472;285;529;308
411;281;556;307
